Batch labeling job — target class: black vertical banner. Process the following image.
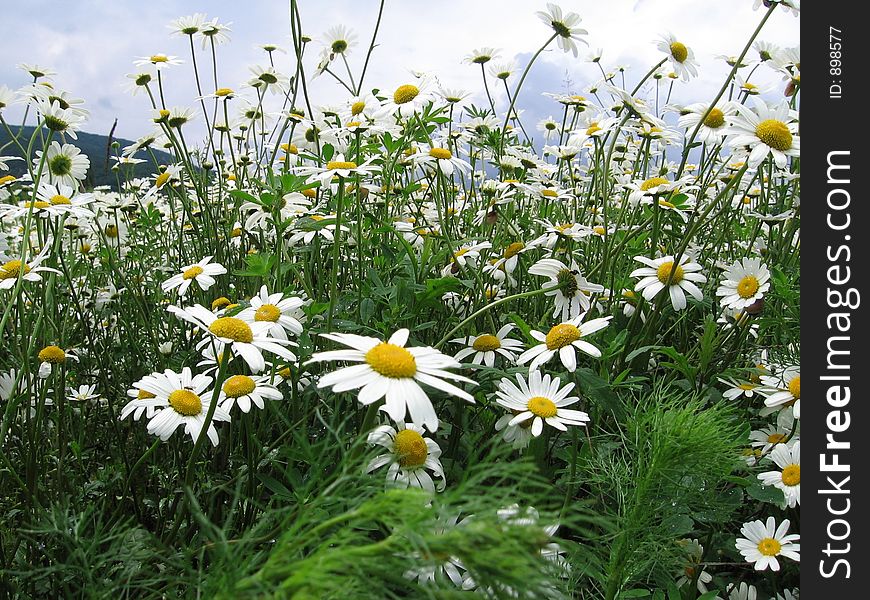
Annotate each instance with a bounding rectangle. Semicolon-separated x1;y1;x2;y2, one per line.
803;2;867;595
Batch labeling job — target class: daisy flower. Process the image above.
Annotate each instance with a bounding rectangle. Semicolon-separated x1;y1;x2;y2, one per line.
725;582;757;600
677;101;737;143
34;97;86;139
161;255;227;297
412;145;471;176
0;243;60;290
215;374;283;413
656;33;699;81
133;54;184;70
450;324;523;368
630;255;707;311
236;285;306;341
528;258;604;321
760;366;800;418
728;99;800;168
758;441;800;507
322;24;357;56
366;421;445;492
33;141;90;188
294;152;379;185
716;257;771;310
67;384;100;403
121;367;230;446
306;328;475;432
516;314;611;372
674;539;713;594
536;3;588;57
494;370;589;437
167;304;297;373
749;410;796;453
735;516;800;571
463;47;500;65
382;77;436;117
37;345;78;378
718;376;761;401
247;65;292;95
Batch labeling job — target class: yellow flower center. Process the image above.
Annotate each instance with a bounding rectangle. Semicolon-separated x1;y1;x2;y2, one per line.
346;121;362;128
593;225;606;235
527;396;558;418
155;172;171;188
669;42;688;63
150;54;169;63
393;84;420;105
781;464;800;486
214;87;234;97
766;433;786;444
757;538;782;557
755;119;793;152
429;147;452;160
255;303;281;322
738;383;757;391
658;199;676;209
326;161;357;170
656;261;684;285
28;201;51;209
504;242;525;258
137;389;156;400
641;177;669;192
788;376;800;399
0;175;16;185
545;323;581;350
0;260;31;280
541;188;558;198
183;265;204;280
208;317;254;343
394;428;428;467
365;342;417;378
737;275;760;298
168;389;202;416
586;123;601;135
223;374;256;398
38;345;66;363
472;334;501;352
351;100;366;115
703;108;725;129
49;194;71;205
211;297;231;311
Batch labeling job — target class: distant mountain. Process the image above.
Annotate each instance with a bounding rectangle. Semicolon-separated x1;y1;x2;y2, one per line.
0;126;175;189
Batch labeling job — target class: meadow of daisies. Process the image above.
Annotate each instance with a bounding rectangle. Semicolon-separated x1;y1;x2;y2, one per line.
0;1;801;598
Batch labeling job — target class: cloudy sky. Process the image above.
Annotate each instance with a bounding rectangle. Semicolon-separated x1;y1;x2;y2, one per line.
1;0;799;144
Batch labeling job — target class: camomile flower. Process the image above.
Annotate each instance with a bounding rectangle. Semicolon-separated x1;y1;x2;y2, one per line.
133;54;184;70
33;97;87;139
382;76;437;117
168;13;207;36
0;242;60;290
247;65;291;94
735;516;800;571
161;256;227;297
412;145;471;176
517;314;611;372
494;370;589;437
537;116;560;139
749;410;796;453
758;441;800;507
718;376;761;400
215;373;282;413
67;384;100;404
322;24;357;56
366;421;445;492
494;411;535;450
760;366;800;418
236;285;305;341
677;101;737;143
728;99;800;168
33;141;90;188
674;539;713;594
528;258;604;321
167;304;297;373
725;582;757;600
536;3;588;57
306;328;475;432
294;152;379;185
716;257;771;310
403;514;470;587
199;18;232;47
443;241;491;275
463;47;501;65
631;255;706;311
37;345;78;378
121;367;230;446
488;60;517;81
656;33;699;81
450;324;523;368
18;63;56;79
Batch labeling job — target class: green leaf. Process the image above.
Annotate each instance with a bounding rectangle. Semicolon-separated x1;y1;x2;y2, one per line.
747;481;786;505
619;590;651;599
321;143;335;162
